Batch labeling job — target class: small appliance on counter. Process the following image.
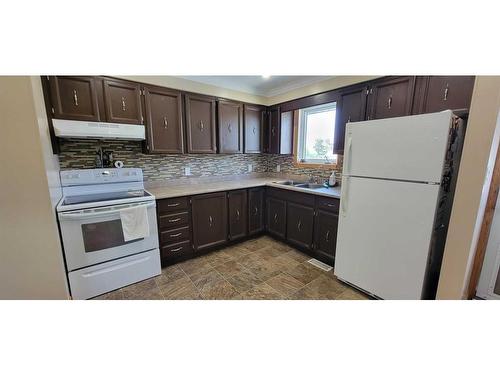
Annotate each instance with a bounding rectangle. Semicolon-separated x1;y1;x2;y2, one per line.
56;168;160;299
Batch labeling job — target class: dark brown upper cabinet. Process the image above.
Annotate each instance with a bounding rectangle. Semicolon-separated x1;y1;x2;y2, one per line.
191;192;228;251
286;202;314;250
333;85;368;154
143;86;184;154
248;187;265;235
268;106;281;154
228;190;248;241
313;209;338;264
49;76;100;121
185;93;217;154
103;79;143;125
418;76;475;114
267;106;293;155
217;99;243;154
266;197;286;239
244;104;265;153
367;76;415;120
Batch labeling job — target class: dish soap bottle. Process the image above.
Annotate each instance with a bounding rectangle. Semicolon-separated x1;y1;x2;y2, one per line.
328;171;337;187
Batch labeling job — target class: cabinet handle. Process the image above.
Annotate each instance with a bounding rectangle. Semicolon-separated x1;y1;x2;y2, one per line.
273;213;278;223
297;219;302;232
253;206;258;215
443;85;449;101
168;218;181;223
121;97;127;111
209;215;213;227
170;232;182;238
325;230;330;242
163;116;168;129
271;127;275;136
327;203;336;207
236;209;240;221
387;96;392;109
72;89;79;106
252;126;256;134
228;123;232;132
167;203;180;207
199;120;204;131
170;246;183;253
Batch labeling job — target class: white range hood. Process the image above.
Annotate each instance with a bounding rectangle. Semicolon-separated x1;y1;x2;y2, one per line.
53;119;145;140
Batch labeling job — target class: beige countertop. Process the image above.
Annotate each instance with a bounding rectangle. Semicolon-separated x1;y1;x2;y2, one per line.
145;175;341;200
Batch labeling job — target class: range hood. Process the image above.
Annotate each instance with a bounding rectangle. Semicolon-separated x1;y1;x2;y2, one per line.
52;119;145;140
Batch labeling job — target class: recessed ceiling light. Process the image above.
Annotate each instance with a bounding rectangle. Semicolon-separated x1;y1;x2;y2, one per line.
262;75;271;79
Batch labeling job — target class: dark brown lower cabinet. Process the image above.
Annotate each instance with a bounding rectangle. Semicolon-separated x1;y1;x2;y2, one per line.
191;192;228;251
313;209;339;264
228;190;247;241
248;188;265;235
266;197;286;239
286;202;314;250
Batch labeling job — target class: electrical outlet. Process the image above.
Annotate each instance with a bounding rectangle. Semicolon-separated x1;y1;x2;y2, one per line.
276;164;281;172
184;166;191;176
247;164;253;172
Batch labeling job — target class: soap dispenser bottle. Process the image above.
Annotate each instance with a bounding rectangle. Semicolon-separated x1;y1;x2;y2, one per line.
328;171;337;187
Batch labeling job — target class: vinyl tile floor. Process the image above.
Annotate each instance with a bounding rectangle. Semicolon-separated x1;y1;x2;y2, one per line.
93;236;370;300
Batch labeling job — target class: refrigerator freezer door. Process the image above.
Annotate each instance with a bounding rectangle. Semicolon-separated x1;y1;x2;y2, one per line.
343;111;453;183
335;176;440;299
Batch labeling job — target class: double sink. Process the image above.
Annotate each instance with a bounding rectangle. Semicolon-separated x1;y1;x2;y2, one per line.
274;180;326;190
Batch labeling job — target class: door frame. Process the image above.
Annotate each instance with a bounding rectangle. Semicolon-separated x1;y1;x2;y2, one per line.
467;126;500;298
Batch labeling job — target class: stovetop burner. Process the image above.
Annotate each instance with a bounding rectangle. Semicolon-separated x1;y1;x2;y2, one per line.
62;190;151;206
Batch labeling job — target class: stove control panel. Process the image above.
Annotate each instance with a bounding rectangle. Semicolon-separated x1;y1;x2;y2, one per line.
60;168;143;186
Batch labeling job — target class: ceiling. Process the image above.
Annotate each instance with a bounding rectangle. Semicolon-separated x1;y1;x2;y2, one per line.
179;76;334;98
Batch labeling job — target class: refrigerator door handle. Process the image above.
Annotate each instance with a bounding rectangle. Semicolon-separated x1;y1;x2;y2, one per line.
341;176;349;217
344;135;353;175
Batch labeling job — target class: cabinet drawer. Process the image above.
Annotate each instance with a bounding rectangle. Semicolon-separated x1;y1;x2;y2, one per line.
158;197;189;213
316;197;340;213
161;240;191;259
160;226;190;245
159;211;189;229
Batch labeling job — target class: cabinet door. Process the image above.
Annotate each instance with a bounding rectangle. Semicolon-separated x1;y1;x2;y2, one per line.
422;76;475;113
367;76;415;120
185;94;217;154
144;86;184;153
268;106;281;154
192;192;228;251
266;197;286;239
244;105;265;153
314;209;338;264
49;76;100;121
280;111;294;155
286;202;314;250
218;100;243;153
248;188;264;235
333;85;368;154
103;79;143;124
228;190;248;240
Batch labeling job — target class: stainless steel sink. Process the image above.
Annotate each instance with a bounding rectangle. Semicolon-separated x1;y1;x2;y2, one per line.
275;180;304;186
294;183;325;189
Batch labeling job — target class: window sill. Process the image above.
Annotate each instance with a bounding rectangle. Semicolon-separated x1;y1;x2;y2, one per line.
294;160;338;169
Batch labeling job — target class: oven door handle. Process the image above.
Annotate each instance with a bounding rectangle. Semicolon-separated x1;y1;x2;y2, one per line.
59;202;155;220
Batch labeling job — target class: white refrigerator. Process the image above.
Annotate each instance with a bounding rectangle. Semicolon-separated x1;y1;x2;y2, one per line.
334;110;464;299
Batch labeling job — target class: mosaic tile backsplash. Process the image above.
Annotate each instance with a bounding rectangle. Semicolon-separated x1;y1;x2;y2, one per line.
58;139;342;181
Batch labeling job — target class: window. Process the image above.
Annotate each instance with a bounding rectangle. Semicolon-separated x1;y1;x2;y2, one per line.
297;102;337;164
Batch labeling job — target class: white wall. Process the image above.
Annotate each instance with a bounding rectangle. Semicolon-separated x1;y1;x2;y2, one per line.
0;76;69;299
437;76;500;299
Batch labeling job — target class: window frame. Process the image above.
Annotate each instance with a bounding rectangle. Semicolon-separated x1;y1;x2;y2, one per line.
296;102;338;165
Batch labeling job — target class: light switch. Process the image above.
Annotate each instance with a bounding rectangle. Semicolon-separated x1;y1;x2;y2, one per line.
184;166;191;176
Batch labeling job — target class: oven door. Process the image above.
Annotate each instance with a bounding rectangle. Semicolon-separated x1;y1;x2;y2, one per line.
58;201;158;271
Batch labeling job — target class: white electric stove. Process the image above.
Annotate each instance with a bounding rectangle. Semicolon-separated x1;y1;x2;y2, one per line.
57;168;161;299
